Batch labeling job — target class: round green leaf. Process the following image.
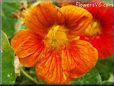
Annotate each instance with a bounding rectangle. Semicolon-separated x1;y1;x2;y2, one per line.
2;32;16;84
71;68;102;85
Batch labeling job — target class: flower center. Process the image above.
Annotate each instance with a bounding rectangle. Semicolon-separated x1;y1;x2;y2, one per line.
44;25;68;48
85;20;101;37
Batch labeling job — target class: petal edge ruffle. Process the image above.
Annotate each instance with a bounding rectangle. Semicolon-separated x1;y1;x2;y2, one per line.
11;30;44;67
61;40;98;78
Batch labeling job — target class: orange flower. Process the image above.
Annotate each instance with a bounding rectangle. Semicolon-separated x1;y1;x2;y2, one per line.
11;2;98;84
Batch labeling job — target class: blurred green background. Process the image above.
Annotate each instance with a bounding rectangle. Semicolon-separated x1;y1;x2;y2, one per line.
1;0;114;85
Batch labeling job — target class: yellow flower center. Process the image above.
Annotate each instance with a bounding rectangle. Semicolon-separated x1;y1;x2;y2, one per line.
85;20;101;37
44;25;68;48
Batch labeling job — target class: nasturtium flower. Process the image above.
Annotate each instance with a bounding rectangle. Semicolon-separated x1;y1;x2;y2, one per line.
11;2;98;83
81;2;113;59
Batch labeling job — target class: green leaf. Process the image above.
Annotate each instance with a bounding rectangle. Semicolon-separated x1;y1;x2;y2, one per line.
102;73;114;85
3;0;19;3
71;68;102;85
103;0;113;4
2;32;16;84
2;2;19;39
52;0;61;7
16;67;45;85
0;32;1;84
95;56;114;81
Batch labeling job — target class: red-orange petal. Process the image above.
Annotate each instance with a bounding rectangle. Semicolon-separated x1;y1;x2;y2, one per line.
61;40;98;78
60;5;92;38
36;40;98;83
36;50;71;84
11;30;44;67
82;2;113;58
24;2;64;37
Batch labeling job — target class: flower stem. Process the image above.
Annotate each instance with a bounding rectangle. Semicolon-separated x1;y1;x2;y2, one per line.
20;68;39;84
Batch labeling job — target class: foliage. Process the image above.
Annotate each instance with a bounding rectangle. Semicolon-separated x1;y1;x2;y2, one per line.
2;2;19;39
1;0;114;85
2;32;16;84
103;0;113;4
71;68;102;85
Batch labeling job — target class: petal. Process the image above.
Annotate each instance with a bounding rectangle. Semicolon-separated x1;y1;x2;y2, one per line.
11;30;44;67
36;50;71;83
85;2;113;33
60;5;92;38
92;35;113;59
24;2;64;37
81;34;113;59
83;2;113;58
61;40;98;78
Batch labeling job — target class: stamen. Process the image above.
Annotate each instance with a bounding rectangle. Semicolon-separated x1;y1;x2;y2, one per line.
85;20;101;37
45;25;68;48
